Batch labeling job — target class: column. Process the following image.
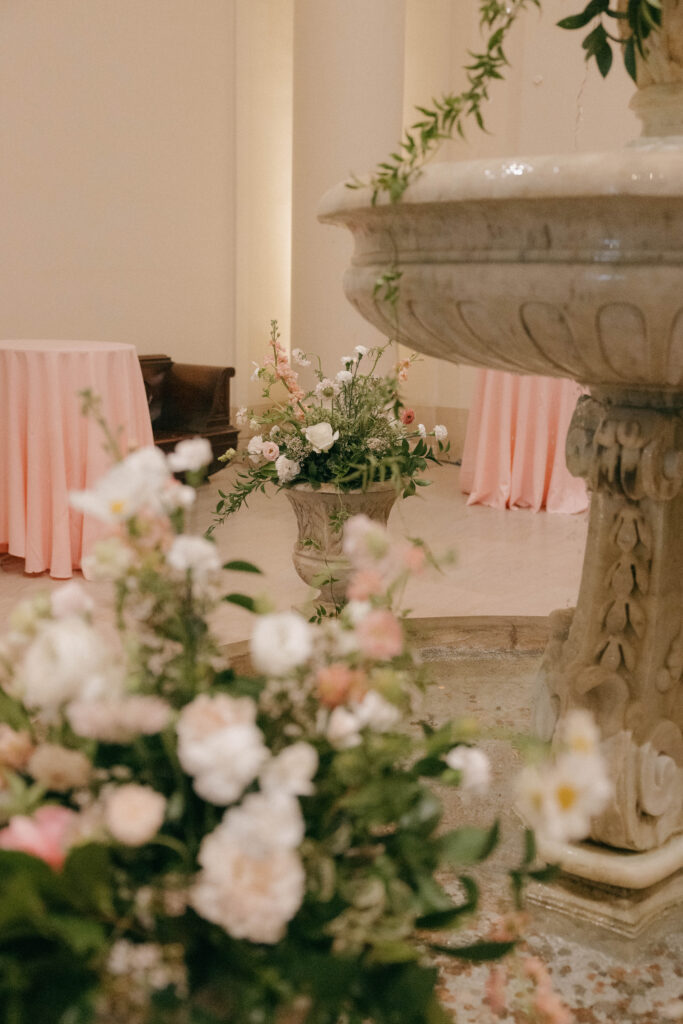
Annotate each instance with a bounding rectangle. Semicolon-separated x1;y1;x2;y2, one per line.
290;0;407;367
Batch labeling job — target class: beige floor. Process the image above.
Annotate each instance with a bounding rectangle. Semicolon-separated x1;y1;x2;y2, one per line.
0;463;589;642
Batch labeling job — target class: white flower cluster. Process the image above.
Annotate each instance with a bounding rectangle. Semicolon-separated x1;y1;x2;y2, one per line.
70;438;213;527
515;710;612;845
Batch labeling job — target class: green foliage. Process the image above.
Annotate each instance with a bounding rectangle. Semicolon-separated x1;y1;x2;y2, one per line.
348;0;541;205
557;0;662;81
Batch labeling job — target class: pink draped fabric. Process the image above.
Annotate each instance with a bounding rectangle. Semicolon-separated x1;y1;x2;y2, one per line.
460;369;588;514
0;340;154;578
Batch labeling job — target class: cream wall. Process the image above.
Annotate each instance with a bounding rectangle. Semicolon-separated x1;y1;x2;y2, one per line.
234;0;293;408
290;0;407;375
0;0;237;367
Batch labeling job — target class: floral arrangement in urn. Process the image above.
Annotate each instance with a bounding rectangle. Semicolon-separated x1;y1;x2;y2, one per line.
212;321;449;527
0;438;611;1024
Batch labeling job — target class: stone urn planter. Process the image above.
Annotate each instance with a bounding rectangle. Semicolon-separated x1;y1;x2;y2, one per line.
319;8;683;933
285;481;399;609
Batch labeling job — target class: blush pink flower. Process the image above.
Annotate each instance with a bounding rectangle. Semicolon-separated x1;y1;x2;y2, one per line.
346;569;385;602
400;408;415;425
396;359;411;382
0;724;34;771
316;663;367;708
261;441;280;462
401;543;426;573
485;965;507;1017
533;986;572;1024
0;805;78;871
356;610;403;660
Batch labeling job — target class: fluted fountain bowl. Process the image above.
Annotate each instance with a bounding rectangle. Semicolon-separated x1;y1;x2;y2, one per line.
319;148;683;403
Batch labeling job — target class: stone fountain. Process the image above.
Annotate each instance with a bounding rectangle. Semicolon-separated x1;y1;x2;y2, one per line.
319;13;683;939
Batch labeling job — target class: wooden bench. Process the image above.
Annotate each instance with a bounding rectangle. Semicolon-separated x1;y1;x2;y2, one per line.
138;355;238;476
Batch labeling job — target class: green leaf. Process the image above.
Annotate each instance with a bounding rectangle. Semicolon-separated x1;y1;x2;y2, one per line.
430;939;516;962
623;35;637;80
557;0;608;30
222;593;257;612
417;876;478;929
438;821;500;865
366;940;420;964
595;37;613;76
222;560;263;574
62;844;114;918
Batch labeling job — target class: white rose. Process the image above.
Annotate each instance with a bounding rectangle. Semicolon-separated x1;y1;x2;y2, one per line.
177;694;268;805
247;434;264;463
160;482;196;512
304;422;339;453
167;536;221;581
192;829;305;944
166;437;213;473
250;612;313;676
354;691;402;732
104;784;166;846
222;791;305;853
260;742;318;797
433;424;448;442
50;581;94;619
445;746;491;794
275;454;301;484
326;706;362;749
18;616;117;712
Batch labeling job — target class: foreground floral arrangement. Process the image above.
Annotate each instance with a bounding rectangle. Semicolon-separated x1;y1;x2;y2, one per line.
212;322;449;529
0;438;610;1024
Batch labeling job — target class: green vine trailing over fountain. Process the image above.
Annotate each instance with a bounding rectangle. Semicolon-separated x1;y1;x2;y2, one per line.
349;0;662;208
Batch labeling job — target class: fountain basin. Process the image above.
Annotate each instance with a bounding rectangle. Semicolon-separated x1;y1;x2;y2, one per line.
319;150;683;398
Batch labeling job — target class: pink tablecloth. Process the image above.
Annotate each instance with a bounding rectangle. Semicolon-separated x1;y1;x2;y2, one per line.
0;340;154;578
460;370;588;514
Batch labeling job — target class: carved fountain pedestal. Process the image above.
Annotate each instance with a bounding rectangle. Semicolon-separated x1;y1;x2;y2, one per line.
320;70;683;936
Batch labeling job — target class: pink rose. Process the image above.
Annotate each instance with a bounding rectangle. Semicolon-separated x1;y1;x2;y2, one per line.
346;569;385;602
261;441;280;462
316;664;367;708
0;805;78;871
356;610;403;660
400;408;415;425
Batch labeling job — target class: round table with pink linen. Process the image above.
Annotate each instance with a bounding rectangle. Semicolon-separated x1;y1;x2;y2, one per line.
0;339;154;578
460;370;588;514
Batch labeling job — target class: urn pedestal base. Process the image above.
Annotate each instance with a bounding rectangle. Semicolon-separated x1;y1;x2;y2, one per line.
284;482;399;610
526;850;683;955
